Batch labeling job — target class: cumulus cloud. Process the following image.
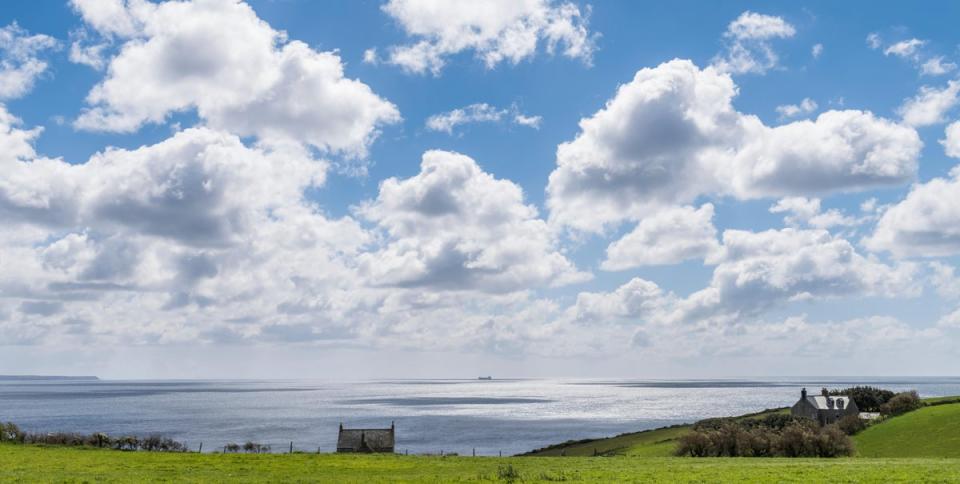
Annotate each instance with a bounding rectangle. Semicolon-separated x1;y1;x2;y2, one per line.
0;23;59;99
712;11;795;75
929;262;960;299
769;197;857;229
921;56;957;76
359;150;589;292
685;228;917;321
776;98;817;119
0;105;384;347
884;38;925;61
380;0;596;75
425;103;541;134
866;166;960;257
570;277;676;324
71;0;400;157
546;59;921;233
943;121;960;158
897;80;960;127
602;204;719;270
568;227;919;359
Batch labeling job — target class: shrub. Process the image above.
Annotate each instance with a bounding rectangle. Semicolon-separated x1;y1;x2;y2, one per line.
678;417;854;458
836;414;866;435
676;431;711;457
1;422;24;443
880;391;922;416
224;443;242;453
243;441;270;453
829;386;896;412
815;424;855;457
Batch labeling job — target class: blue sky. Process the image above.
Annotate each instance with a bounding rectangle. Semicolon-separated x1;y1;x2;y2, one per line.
3;0;960;378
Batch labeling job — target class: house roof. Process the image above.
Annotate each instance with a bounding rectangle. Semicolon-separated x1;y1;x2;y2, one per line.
337;428;394;450
805;395;853;411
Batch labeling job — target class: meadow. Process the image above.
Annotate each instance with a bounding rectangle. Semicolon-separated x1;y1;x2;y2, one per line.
3;444;960;483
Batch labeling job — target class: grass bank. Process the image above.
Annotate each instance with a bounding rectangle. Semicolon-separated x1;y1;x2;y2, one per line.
3;444;960;482
854;402;960;457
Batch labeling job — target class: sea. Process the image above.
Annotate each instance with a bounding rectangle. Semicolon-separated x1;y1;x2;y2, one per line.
2;377;958;455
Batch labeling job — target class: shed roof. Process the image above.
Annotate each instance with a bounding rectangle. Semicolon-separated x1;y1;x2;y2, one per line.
337;428;394;451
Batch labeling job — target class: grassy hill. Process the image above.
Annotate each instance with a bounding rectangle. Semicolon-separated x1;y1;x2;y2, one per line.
525;407;789;457
4;444;960;482
855;402;960;457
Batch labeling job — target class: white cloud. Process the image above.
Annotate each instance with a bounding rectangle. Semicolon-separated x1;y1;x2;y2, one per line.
570;228;918;351
769;197;857;229
363;47;379;65
897;80;960;127
939;308;960;329
724;11;795;40
811;43;823;59
425;103;541;134
921;56;957;76
426;103;506;133
683;228;917;322
380;0;596;75
0;107;389;347
570;277;676;324
929;262;960;299
72;0;400;158
867;166;960;257
712;11;795;75
0;23;59;99
884;38;925;60
546;59;921;233
776;97;817;119
866;33;882;50
358;150;590;293
602;204;719;270
943;121;960;158
514;113;543;128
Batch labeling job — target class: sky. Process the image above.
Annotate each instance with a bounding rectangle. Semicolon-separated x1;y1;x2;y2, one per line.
2;0;960;379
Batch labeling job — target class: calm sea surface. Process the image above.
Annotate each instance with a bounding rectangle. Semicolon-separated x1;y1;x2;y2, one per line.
2;377;958;455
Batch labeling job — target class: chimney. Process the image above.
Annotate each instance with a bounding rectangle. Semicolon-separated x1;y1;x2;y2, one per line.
339;422;343;432
391;421;395;431
801;388;807;399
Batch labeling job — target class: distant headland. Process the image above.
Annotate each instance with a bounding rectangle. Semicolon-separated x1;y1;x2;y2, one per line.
0;375;99;381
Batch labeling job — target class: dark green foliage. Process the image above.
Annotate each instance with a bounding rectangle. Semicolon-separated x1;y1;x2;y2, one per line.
0;422;24;443
678;417;854;457
881;391;922;416
224;443;242;453
694;413;805;432
243;441;270;453
837;414;867;435
497;464;522;482
829;386;896;412
0;422;184;452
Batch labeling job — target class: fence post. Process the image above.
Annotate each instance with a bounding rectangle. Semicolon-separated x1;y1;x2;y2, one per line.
499;450;502;457
290;441;294;454
473;447;476;457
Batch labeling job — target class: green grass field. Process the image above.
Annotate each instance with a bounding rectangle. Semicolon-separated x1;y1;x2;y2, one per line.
855;402;960;457
3;444;960;483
